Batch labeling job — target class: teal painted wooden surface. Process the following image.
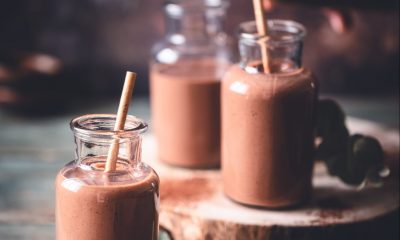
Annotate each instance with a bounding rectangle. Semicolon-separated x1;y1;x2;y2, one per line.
0;96;397;239
0;98;152;240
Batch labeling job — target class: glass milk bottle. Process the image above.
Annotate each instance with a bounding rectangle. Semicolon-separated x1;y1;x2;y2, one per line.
56;114;159;239
150;0;233;168
222;20;317;208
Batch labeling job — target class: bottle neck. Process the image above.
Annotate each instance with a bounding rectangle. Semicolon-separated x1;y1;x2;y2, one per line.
238;20;306;74
164;3;227;43
70;114;147;171
74;136;142;170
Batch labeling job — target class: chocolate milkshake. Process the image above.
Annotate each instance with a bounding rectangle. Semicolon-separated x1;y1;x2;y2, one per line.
150;0;233;168
151;59;228;168
56;114;159;239
222;20;317;208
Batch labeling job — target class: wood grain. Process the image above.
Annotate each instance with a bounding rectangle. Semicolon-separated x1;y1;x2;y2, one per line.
143;117;399;240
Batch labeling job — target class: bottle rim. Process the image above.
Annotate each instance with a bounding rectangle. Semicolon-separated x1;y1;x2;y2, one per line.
70;114;148;139
164;0;229;18
238;19;307;45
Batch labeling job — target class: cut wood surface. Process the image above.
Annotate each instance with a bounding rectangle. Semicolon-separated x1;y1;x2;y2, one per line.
143;117;399;240
0;97;397;240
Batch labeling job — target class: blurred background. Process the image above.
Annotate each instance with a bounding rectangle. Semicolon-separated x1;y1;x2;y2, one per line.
0;0;398;115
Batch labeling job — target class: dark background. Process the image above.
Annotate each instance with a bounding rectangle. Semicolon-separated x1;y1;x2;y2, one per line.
0;0;398;114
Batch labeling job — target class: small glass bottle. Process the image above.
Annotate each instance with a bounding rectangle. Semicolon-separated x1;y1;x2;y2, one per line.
55;114;159;239
150;0;233;168
222;20;318;208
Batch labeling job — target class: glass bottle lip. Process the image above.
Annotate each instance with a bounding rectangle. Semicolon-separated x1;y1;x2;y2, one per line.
238;19;306;45
70;114;148;140
165;0;229;17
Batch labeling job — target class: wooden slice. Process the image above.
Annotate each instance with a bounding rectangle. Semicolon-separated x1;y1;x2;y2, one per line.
143;117;399;240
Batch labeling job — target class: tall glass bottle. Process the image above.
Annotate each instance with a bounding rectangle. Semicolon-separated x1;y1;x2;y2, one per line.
150;0;233;168
56;114;159;239
222;20;318;208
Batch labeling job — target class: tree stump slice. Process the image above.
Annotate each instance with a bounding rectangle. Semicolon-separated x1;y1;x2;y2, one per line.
143;117;399;240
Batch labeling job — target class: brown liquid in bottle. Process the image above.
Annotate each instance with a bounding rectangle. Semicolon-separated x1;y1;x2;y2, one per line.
150;59;228;168
222;62;317;208
55;158;159;240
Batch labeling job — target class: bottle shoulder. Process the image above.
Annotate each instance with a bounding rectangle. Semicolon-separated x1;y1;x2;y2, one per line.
56;160;159;193
152;36;235;65
222;64;317;98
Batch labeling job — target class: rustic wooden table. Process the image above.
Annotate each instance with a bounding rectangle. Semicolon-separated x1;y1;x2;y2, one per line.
0;96;398;240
